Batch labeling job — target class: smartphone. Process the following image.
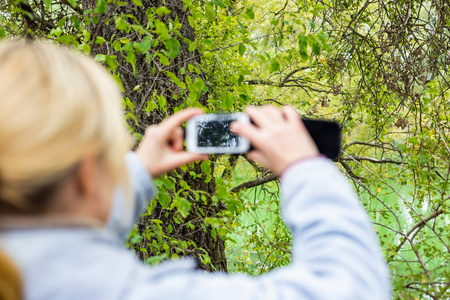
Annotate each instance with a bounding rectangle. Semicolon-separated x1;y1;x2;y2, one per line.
186;113;251;154
186;113;341;160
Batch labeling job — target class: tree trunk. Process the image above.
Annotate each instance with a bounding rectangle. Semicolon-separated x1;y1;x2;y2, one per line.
82;0;227;272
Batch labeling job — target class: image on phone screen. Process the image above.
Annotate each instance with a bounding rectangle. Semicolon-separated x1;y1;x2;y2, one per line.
197;120;239;148
186;113;250;154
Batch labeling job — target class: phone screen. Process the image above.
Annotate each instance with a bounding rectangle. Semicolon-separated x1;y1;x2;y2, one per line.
197;120;239;147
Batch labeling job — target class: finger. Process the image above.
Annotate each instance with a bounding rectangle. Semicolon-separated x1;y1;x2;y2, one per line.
245;106;266;128
245;106;282;128
262;105;284;123
282;106;303;129
160;108;205;137
229;121;263;147
170;127;184;151
246;150;269;168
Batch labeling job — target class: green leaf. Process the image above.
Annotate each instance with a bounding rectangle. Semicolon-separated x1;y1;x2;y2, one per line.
229;75;238;84
313;4;326;10
94;0;107;14
134;39;152;53
300;52;309;62
0;28;5;39
157;54;170;66
188;40;196;52
245;7;255;19
270;19;279;26
82;29;90;41
126;50;136;69
173;197;192;218
156;7;171;15
125;112;139;126
159;193;171;209
105;55;119;70
44;0;52;8
145;254;166;265
130;234;143;244
115;17;129;31
205;4;215;21
201;161;211;174
298;35;308;52
95;36;106;44
50;27;62;37
57;35;74;44
165;71;186;89
239;94;250;104
71;16;80;29
213;0;225;8
203;52;214;59
239;44;246;56
158;95;166;108
269;60;280;73
298;35;309;61
188;15;195;28
154;20;169;40
221;94;233;109
188;77;205;101
57;17;66;28
132;0;143;7
205;217;219;227
312;42;321;55
163;38;180;59
81;43;91;54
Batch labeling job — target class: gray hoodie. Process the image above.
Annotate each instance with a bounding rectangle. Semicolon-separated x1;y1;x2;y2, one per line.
0;153;390;300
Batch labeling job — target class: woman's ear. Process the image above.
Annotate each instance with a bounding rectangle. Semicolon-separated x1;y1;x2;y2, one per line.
74;155;99;201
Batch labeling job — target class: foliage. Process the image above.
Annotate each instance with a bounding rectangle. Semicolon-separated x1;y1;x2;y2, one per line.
2;0;450;298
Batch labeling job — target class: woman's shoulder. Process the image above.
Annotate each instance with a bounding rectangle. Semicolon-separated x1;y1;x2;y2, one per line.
2;228;146;300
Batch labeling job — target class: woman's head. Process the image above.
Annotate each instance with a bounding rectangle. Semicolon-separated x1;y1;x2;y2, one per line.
0;41;131;217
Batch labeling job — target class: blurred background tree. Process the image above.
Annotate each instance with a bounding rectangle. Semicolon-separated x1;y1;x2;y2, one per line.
1;0;450;298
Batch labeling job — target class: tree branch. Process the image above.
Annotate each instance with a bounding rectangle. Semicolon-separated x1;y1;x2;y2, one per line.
340;156;403;164
231;173;278;193
388;208;444;262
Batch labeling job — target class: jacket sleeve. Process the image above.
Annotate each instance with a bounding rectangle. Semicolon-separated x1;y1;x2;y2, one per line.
128;157;390;300
106;152;156;241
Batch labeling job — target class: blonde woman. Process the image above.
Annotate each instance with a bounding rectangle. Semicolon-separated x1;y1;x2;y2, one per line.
0;41;390;300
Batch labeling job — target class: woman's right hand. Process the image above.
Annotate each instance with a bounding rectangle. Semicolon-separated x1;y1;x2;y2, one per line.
230;106;319;176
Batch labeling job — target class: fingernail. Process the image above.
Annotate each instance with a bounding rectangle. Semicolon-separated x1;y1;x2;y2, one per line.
229;123;239;132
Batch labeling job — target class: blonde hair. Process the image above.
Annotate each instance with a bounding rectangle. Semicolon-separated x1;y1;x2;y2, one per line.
0;40;132;212
0;248;22;300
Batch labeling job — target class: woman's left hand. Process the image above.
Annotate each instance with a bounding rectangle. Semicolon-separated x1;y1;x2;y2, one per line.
136;108;208;178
